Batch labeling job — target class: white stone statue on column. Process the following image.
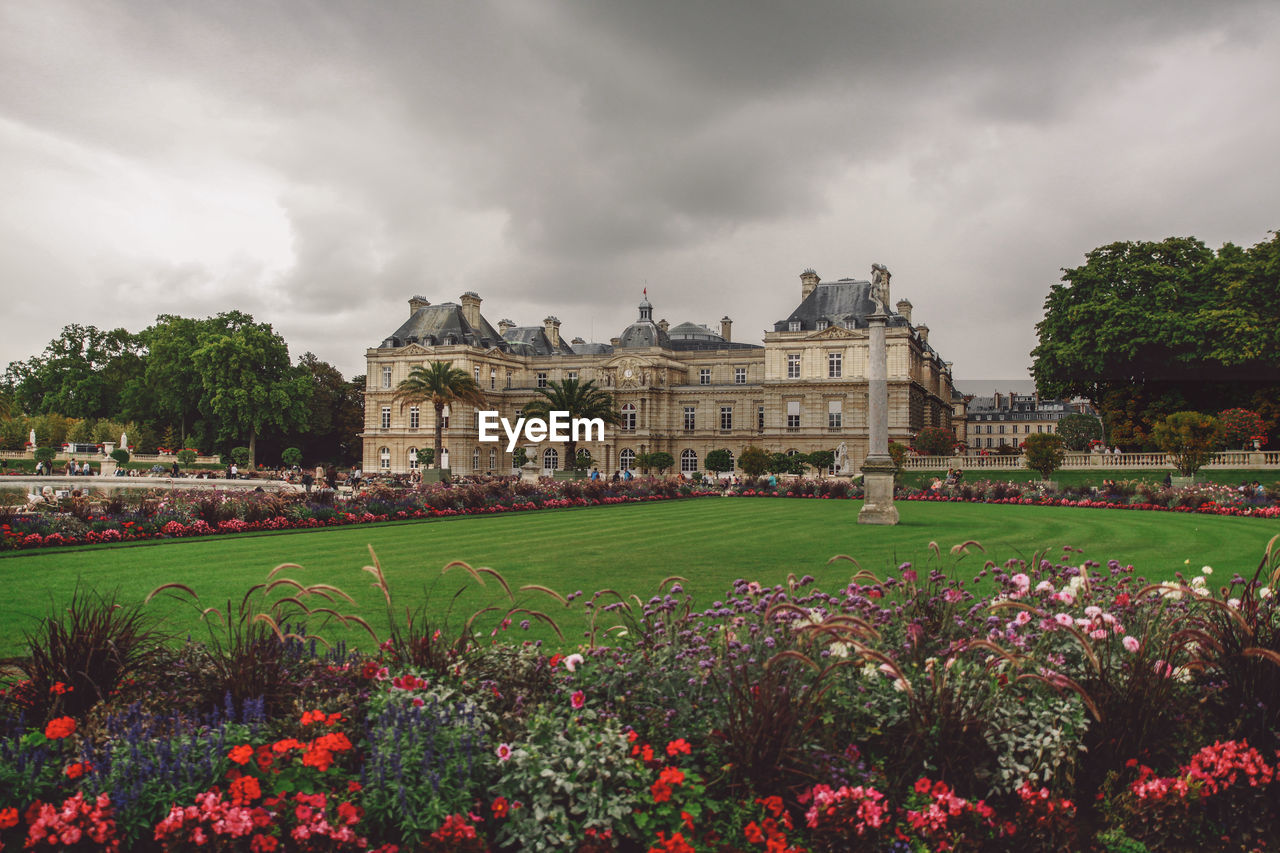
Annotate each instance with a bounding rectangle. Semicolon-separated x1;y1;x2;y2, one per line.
859;263;899;525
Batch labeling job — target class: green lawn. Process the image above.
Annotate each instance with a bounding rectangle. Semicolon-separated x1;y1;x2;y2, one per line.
1;498;1276;656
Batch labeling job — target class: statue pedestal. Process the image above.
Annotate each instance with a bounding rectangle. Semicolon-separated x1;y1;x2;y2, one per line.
520;461;541;483
858;457;900;525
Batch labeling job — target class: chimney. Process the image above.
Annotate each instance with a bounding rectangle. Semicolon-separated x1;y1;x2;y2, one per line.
658;319;670;333
459;291;482;329
895;298;913;324
800;268;820;300
409;295;430;315
916;323;929;343
610;337;621;347
498;319;515;335
544;316;561;348
570;336;586;345
720;316;732;342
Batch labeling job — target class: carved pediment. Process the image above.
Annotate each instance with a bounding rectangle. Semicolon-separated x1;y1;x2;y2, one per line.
806;325;857;340
399;343;433;355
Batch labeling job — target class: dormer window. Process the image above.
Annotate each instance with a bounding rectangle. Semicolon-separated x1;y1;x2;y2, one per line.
788;321;801;332
816;320;828;330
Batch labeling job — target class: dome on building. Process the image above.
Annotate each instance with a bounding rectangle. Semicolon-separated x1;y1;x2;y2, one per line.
617;293;671;349
667;322;724;342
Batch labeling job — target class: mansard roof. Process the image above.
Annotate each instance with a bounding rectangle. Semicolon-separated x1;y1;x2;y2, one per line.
501;326;576;356
380;303;507;349
774;279;910;332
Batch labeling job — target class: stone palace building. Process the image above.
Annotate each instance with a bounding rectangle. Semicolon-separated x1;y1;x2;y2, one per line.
361;267;958;476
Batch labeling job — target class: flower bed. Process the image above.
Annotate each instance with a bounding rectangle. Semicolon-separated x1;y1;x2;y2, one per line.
3;540;1280;850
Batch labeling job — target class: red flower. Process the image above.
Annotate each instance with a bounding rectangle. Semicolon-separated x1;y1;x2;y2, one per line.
230;775;262;805
45;716;76;739
0;807;17;829
64;761;92;779
492;796;509;818
665;738;692;757
229;744;254;765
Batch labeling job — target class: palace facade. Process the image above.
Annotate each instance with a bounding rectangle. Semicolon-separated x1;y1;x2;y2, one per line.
361;268;959;476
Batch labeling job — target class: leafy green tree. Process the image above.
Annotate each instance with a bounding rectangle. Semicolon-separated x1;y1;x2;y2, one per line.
1023;433;1066;480
231;446;251;466
0;418;25;451
704;448;735;475
191;317;313;468
573;448;593;471
637;451;674;474
393;362;485;470
297;353;363;464
1032;234;1280;447
520;378;619;470
110;448;130;465
807;449;835;476
177;449;197;466
1218;408;1266;449
1056;413;1104;451
1153;411;1222;477
5;324;143;419
738;446;770;478
416;447;435;468
120;315;210;441
914;426;955;457
511;447;527;468
281;447;303;467
34;447;57;468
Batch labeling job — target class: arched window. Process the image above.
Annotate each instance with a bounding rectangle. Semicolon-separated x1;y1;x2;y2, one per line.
489;448;496;470
543;448;559;471
472;447;481;471
379;447;391;471
681;449;698;473
407;447;419;470
620;448;636;471
621;403;636;431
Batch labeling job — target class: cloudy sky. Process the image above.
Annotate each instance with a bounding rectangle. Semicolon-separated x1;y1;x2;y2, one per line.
3;1;1277;390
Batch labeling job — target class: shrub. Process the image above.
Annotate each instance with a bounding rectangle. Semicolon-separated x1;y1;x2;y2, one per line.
109;448;130;465
915;426;956;457
738;446;770;477
1057;413;1105;451
281;446;303;467
230;446;250;466
1023;433;1066;480
176;449;197;466
1153;411;1222;476
1218;407;1267;449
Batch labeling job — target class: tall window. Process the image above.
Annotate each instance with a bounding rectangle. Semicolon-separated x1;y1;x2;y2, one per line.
543;448;559;471
621;403;636;431
567;371;578;382
681;449;698;473
683;406;696;431
381;366;392;389
472;447;480;471
409;406;420;429
720;406;733;431
489;448;496;470
786;401;801;430
490;368;496;390
441;409;449;429
474;366;481;385
788;321;801;332
379;447;390;471
757;404;765;432
407;448;418;470
828;400;842;430
699;368;710;385
380;406;391;429
828;352;842;378
620;448;635;471
735;367;746;384
787;354;800;379
537;372;548;388
506;371;513;389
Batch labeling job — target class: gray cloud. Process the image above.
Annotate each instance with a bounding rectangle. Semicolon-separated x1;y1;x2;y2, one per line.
2;0;1278;383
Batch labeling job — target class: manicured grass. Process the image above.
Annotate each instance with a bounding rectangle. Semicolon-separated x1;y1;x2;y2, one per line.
1;498;1276;656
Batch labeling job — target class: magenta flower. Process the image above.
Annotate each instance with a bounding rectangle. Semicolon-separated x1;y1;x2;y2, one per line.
496;743;512;762
570;690;585;709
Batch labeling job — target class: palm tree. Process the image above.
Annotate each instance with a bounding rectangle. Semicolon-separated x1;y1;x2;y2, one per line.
521;377;620;471
393;362;485;470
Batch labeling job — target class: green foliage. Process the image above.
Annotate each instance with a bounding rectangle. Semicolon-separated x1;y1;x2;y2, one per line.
4;324;143;419
176;449;197;466
1023;432;1067;480
637;451;674;474
297;352;363;465
738;445;770;477
110;448;130;465
492;708;645;851
512;447;527;467
573;448;593;471
0;417;25;451
281;446;303;467
915;426;956;457
704;448;735;474
1153;411;1222;476
521;377;619;466
1032;234;1280;447
887;441;908;471
1218;407;1266;449
230;446;250;466
807;449;835;473
33;446;57;466
416;447;435;467
1057;412;1104;451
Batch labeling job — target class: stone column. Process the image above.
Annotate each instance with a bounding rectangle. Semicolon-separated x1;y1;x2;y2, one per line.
859;311;899;525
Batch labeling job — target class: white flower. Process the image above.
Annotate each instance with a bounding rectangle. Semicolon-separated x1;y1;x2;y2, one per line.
1228;598;1241;609
1202;565;1213;575
1260;587;1272;600
563;653;585;672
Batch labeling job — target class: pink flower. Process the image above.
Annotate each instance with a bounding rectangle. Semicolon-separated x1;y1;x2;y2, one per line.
1053;613;1074;627
563;653;585;672
496;743;512;762
1123;636;1140;653
570;690;586;709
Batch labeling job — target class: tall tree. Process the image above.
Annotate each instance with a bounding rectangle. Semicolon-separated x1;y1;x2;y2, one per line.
393;362;485;470
191;317;312;468
520;377;620;467
297;353;364;464
5;324;143;419
1032;234;1280;448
